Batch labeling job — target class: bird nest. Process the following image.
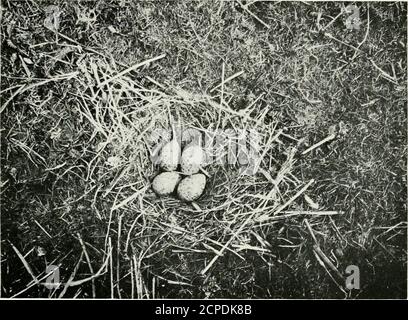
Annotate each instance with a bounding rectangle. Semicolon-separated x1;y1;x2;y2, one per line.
74;55;327;298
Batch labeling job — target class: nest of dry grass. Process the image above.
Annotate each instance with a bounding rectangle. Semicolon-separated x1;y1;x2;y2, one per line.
67;53;339;298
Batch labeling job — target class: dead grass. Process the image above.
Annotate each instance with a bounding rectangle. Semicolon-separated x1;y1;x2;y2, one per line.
1;0;406;299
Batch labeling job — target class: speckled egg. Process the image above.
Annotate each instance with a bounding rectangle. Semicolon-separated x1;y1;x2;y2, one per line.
177;173;206;202
159;139;181;171
181;144;206;175
152;172;181;196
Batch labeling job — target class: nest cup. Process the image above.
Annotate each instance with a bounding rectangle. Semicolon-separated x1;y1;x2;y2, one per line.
78;60;302;297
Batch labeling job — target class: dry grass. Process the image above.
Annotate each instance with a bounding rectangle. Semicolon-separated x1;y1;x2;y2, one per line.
64;54;327;298
1;0;406;298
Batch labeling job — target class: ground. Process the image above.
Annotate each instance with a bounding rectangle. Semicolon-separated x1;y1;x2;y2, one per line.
1;0;407;299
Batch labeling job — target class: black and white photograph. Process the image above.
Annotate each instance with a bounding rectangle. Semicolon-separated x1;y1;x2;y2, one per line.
0;0;407;301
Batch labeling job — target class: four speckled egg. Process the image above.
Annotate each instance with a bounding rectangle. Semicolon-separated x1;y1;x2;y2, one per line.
152;130;207;202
